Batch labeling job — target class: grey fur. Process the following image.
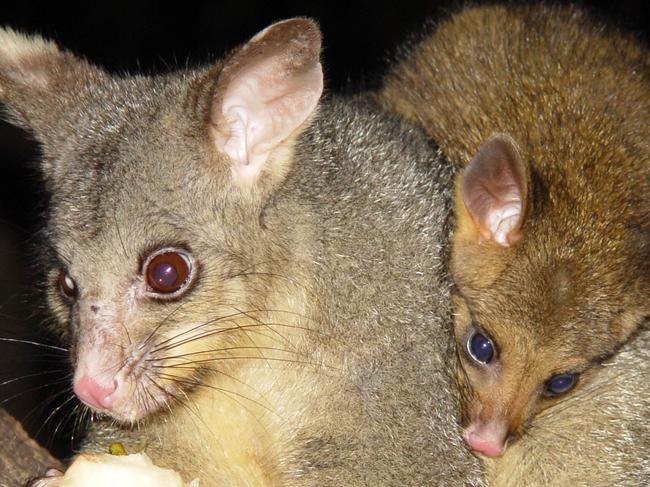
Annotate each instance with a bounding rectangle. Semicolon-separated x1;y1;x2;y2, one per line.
0;24;484;485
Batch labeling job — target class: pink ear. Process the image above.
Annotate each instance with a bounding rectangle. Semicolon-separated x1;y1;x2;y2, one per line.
211;18;323;184
461;134;528;247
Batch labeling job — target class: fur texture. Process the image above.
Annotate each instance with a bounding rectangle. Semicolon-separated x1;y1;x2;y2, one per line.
0;20;484;486
487;322;650;487
379;3;650;483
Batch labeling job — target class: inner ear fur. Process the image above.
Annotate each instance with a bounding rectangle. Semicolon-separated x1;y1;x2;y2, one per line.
457;134;530;248
207;18;323;188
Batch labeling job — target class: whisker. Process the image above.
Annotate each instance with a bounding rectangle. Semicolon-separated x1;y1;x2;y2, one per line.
143;373;176;416
148;345;309;364
70;402;88;448
153;355;333;370
144;373;224;450
46;394;80;440
15;383;73;428
150;305;331;351
153;321;323;355
140;301;188;350
154;359;277;408
0;337;68;352
0;369;64;388
150;309;258;351
0;377;71;407
228;309;276;371
0;379;68;406
28;387;77;440
157;372;276;417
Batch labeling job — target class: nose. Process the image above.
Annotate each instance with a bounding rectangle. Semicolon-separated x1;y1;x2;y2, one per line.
73;375;118;411
463;420;508;458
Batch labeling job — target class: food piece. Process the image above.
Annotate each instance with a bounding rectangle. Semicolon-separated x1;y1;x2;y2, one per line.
54;453;199;487
108;443;127;456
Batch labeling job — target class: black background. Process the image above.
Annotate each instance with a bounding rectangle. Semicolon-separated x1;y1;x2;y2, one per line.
0;0;647;458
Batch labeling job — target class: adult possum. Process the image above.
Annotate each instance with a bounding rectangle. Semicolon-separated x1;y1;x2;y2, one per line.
0;19;483;486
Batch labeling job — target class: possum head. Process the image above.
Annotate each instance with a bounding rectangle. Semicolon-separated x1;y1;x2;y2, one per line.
451;134;649;458
0;19;323;423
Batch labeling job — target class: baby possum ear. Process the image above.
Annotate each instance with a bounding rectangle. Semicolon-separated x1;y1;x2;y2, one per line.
459;134;529;247
208;18;323;186
0;28;103;140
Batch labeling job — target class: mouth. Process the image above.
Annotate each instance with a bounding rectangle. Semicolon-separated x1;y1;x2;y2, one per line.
73;344;183;423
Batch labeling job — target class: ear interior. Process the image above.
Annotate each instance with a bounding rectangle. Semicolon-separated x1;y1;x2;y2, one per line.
459;134;529;247
209;18;323;185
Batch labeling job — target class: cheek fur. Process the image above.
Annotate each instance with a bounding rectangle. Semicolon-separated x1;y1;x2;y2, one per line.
454;357;483;425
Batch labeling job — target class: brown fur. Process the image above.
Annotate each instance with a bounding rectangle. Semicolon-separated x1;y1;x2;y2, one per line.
379;0;649;478
488;321;650;487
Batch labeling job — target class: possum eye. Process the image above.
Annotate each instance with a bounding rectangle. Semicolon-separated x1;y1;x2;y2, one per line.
59;270;77;298
466;330;495;364
544;373;577;397
143;248;195;298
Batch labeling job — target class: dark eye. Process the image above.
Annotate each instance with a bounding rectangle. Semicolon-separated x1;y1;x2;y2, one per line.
544;373;577;397
466;331;495;364
144;249;195;297
59;270;77;298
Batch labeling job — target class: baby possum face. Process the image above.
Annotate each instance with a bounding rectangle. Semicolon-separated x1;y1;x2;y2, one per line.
452;260;633;458
0;20;324;423
450;135;649;458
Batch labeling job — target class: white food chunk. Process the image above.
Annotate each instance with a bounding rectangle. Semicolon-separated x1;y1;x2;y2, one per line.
56;453;199;487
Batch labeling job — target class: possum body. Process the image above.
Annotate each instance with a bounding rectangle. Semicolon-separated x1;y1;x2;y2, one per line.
380;0;650;469
0;20;484;486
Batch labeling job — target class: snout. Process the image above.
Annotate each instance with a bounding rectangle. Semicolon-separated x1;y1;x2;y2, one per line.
463;420;509;458
73;375;118;411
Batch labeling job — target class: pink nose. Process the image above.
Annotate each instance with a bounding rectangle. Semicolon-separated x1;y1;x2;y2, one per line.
463;421;507;458
73;376;118;411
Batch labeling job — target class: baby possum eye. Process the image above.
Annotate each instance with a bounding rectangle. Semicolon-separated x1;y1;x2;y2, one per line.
143;248;196;298
59;269;77;299
466;330;496;364
544;373;578;397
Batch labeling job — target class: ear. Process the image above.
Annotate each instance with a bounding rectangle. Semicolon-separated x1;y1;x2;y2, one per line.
209;18;323;186
0;28;103;138
459;134;529;247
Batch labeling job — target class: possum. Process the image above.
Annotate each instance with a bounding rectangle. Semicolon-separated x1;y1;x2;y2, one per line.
379;2;649;461
0;18;485;486
488;320;650;486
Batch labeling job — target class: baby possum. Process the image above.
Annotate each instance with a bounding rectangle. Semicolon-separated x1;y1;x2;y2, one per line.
0;19;484;486
379;4;650;458
489;320;650;486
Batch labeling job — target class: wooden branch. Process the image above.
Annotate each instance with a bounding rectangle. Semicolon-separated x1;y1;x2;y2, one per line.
0;408;63;487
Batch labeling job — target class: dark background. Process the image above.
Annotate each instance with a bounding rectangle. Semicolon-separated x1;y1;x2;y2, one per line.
0;0;648;459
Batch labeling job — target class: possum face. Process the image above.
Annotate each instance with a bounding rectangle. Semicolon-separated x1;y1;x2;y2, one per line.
450;135;649;457
0;20;323;423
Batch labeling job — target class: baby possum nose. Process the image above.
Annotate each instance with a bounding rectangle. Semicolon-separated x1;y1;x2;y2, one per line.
73;375;119;410
463;420;508;458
